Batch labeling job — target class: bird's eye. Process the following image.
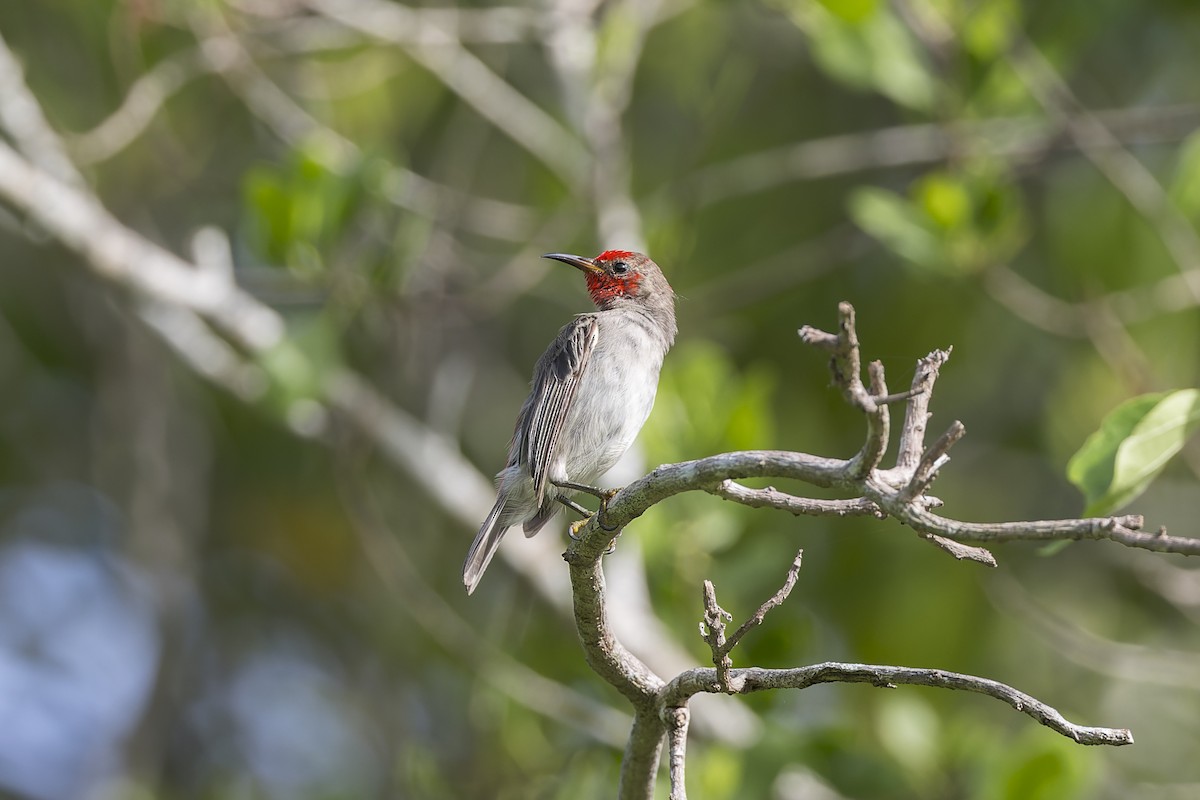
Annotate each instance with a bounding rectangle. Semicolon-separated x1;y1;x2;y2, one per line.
611;261;628;274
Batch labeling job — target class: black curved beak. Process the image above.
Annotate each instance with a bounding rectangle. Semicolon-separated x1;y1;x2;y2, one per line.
542;252;602;273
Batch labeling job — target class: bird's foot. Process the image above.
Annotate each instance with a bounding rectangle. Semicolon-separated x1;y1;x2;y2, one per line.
553;480;622;531
568;517;589;541
555;494;592;519
597;488;620;532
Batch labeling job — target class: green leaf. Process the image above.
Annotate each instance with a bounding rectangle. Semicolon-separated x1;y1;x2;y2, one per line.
1067;393;1164;513
918;172;972;230
241;139;367;274
779;1;936;111
853;168;1027;276
816;0;880;24
963;0;1020;60
1067;390;1200;515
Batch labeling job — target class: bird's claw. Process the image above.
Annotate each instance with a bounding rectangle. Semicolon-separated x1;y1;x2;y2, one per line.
597;488;620;532
568;517;589;541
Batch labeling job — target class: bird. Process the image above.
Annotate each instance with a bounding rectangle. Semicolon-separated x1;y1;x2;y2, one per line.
463;250;677;594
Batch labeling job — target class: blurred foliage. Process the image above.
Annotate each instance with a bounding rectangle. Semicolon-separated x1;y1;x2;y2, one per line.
851;165;1027;275
1;0;1200;799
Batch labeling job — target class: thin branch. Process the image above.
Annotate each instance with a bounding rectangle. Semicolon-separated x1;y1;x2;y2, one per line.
67;46;219;165
859;359;891;477
679;105;1200;208
724;548;804;653
700;580;733;690
664;706;690;800
894;505;1199;556
987;573;1200;692
661;662;1134;746
1010;39;1200;304
799;302;889;478
917;533;997;566
698;549;802;693
709;480;884;519
563;445;1192;560
895;348;951;472
248;0;540;44
0;138;284;352
0;31;83;186
567;450;848;559
303;0;588;184
563;304;1192;567
903;419;966;500
621;710;666;800
709;481;995;564
65;23;539;241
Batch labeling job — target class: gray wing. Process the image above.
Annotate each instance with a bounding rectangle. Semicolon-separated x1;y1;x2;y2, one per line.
516;314;598;506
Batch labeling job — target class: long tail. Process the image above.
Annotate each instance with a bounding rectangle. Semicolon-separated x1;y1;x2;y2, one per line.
463;497;510;595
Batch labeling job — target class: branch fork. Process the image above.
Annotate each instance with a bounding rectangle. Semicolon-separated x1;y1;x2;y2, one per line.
550;301;1182;798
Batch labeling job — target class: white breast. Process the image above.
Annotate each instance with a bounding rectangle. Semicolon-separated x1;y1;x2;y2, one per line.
554;310;667;485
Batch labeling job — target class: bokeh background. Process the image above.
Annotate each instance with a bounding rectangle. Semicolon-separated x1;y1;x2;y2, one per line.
1;0;1199;798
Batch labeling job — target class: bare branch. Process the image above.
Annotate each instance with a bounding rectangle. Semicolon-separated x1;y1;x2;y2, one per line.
724;549;804;654
67;47;217;165
0;139;284;352
1010;40;1200;304
897;506;1200;556
699;551;804;693
664;706;690;800
0;31;83;186
903;420;966;501
700;580;733;690
547;300;1159;794
564;444;1191;562
895;348;951;471
799;302;890;478
662;662;1134;746
256;0;540;44
621;710;666;800
562;304;1191;568
859;359;891;477
568;450;848;558
680;105;1200;208
709;480;884;519
303;0;588;184
918;534;997;566
563;542;667;706
988;573;1200;691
